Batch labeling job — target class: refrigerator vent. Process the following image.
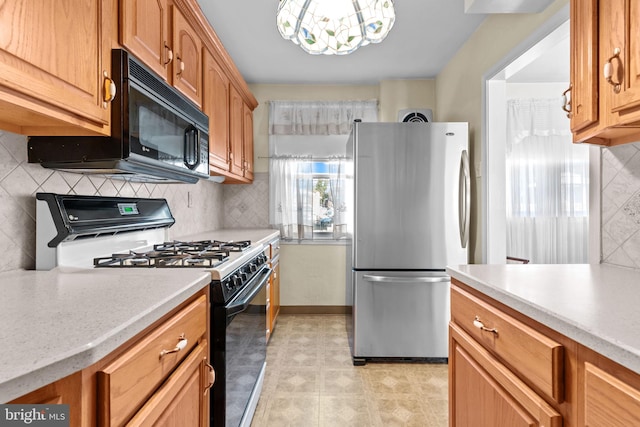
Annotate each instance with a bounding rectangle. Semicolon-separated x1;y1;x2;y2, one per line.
398;109;433;123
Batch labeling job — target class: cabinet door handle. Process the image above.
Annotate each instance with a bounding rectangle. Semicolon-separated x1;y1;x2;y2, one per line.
561;84;572;118
604;47;622;93
159;333;188;358
176;56;185;75
473;316;498;335
164;44;173;65
205;359;215;389
103;71;116;108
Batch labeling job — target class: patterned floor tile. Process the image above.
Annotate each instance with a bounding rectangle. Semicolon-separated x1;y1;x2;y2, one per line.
251;314;448;427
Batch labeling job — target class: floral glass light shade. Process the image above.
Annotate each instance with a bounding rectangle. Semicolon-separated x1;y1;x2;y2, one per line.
276;0;396;55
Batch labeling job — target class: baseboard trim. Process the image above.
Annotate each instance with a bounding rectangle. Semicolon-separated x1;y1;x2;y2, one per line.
280;305;352;315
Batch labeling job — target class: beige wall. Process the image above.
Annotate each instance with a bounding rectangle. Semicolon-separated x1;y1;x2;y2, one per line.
249;81;436;306
435;0;569;262
257;0;571;304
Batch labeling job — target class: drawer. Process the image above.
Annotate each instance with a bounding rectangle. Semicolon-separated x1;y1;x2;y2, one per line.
98;294;207;426
451;284;564;402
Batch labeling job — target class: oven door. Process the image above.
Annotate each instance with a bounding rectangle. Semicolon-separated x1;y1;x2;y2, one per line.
212;266;271;427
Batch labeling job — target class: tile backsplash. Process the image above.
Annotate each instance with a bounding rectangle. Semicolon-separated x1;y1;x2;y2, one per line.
601;142;640;268
0;130;225;273
222;173;269;229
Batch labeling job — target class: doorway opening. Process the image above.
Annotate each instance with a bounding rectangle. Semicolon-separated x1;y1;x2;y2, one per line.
483;6;590;264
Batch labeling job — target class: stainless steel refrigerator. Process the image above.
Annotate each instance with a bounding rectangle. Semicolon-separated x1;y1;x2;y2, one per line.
346;121;470;365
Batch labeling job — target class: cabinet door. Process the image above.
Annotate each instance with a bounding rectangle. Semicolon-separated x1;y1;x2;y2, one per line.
120;0;170;81
172;6;202;107
203;49;231;173
10;371;83;427
126;341;212;427
584;362;640;426
569;0;598;132
0;0;111;134
243;102;254;180
449;324;562;427
604;0;640;117
229;85;245;178
271;260;280;332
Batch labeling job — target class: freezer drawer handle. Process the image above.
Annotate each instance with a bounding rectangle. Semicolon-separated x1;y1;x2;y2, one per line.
362;274;450;283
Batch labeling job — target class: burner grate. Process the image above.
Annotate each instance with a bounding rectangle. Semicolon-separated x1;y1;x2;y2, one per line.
93;247;230;268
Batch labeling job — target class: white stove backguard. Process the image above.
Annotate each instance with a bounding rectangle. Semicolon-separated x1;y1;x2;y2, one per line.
36;206;168;271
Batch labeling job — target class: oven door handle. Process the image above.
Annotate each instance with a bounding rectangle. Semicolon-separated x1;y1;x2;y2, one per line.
226;267;272;316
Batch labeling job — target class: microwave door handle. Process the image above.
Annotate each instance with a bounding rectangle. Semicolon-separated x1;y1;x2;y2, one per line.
183;125;199;169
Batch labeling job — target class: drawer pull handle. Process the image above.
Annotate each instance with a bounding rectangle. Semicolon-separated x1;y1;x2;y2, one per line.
205;360;215;389
473;316;498;336
159;334;188;358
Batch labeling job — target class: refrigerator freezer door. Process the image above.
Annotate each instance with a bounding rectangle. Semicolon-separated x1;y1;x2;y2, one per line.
350;270;450;361
352;122;468;270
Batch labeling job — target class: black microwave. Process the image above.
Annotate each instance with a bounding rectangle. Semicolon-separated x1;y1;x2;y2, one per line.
28;49;212;184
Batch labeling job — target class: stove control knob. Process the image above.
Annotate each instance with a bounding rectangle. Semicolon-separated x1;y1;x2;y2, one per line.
224;280;233;291
231;275;242;288
240;272;248;281
249;263;257;272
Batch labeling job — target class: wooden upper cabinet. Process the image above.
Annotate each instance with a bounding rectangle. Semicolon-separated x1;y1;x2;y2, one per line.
0;0;112;135
120;0;170;81
120;0;202;106
571;0;640;145
229;85;247;180
569;0;598;133
203;49;231;173
243;103;254;181
171;6;202;107
603;0;640;119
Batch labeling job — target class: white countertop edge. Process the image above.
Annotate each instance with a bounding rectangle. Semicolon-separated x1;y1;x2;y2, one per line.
447;267;640;374
0;273;211;403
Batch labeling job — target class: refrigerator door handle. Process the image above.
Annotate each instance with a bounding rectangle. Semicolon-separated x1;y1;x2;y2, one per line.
362;274;450;283
459;150;471;248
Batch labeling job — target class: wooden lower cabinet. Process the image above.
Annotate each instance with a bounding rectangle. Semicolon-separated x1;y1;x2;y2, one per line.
10;289;212;427
268;257;280;339
580;348;640;426
450;278;640;426
126;341;211;426
449;323;562;427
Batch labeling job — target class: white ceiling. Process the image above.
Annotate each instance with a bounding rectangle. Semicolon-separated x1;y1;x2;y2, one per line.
197;0;488;85
197;1;567;86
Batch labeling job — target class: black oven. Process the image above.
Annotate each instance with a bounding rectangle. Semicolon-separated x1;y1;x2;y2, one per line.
211;261;271;427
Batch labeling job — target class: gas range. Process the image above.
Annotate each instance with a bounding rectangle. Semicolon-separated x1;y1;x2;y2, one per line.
35;193;272;427
35;193;267;301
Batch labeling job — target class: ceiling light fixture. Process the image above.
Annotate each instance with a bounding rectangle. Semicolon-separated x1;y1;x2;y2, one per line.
276;0;396;55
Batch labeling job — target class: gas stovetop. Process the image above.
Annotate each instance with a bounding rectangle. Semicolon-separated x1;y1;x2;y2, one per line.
92;239;252;268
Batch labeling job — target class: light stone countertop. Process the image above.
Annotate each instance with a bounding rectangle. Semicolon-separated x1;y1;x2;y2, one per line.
447;263;640;374
0;228;279;403
0;267;211;403
175;228;280;248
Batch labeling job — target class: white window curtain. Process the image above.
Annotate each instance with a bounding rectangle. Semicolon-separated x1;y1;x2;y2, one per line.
269;100;377;241
506;98;589;264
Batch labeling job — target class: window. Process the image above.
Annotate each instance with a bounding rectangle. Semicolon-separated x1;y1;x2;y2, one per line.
268;100;376;242
505;98;589;263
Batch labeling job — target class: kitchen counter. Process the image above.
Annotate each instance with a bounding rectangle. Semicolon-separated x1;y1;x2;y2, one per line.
0;267;211;403
176;228;279;248
447;263;640;374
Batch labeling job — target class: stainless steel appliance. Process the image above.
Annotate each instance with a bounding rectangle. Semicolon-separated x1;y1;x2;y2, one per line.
28;49;215;184
346;121;470;365
35;193;270;427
